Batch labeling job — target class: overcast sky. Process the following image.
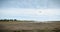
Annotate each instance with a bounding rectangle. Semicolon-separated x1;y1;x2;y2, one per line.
0;0;60;21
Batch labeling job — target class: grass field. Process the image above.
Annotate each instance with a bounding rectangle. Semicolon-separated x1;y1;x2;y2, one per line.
0;21;60;32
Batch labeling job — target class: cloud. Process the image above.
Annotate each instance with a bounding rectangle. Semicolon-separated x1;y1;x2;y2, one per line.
0;8;60;21
0;0;60;21
0;8;60;16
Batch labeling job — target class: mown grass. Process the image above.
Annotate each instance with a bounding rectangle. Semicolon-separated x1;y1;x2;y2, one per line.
0;29;60;32
0;21;60;32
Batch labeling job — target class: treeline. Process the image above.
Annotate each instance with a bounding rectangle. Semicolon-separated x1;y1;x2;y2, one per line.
0;19;17;21
0;19;35;22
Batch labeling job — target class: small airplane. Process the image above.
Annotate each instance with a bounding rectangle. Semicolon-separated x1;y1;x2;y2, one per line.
39;11;42;13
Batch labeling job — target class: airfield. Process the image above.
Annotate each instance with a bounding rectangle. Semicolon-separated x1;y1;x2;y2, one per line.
0;20;60;32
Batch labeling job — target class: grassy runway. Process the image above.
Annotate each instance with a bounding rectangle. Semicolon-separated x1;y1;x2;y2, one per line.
0;21;60;32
